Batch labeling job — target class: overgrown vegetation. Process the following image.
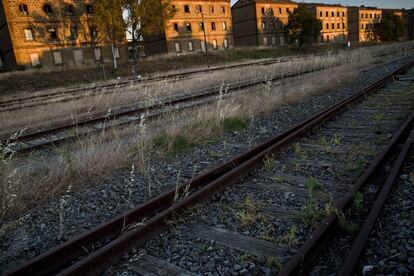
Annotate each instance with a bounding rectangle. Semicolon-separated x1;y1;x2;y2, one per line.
1;42;412;221
284;3;322;48
374;12;406;42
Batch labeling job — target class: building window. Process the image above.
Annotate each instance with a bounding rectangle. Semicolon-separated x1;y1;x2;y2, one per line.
185;22;192;32
48;28;57;40
197;5;202;12
342;11;345;16
361;14;363;19
270;21;275;30
261;7;265;15
86;4;93;14
262;22;266;30
70;26;78;39
326;35;330;42
279;8;282;14
365;14;368;18
172;5;176;12
173;23;178;32
271;36;276;45
326;23;329;29
263;37;268;46
199;22;204;31
29;53;40;66
65;4;75;15
94;48;102;61
332;23;334;29
90;26;97;38
326;11;328;17
343;22;346;28
337;23;340;29
213;39;217;49
331;11;334;17
319;11;322;17
113;47;120;58
24;29;34;40
175;42;180;52
286;8;289;13
184;5;189;13
53;51;62;65
19;4;28;15
211;22;216;31
361;24;364;29
43;4;53;15
188;41;193;51
269;8;273;15
224;38;228;48
370;13;372;18
337;11;339;17
209;6;214;13
221;6;225;13
222;21;227;31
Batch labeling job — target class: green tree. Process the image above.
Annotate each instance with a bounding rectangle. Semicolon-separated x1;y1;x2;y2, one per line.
122;0;175;75
93;0;126;69
284;4;322;48
374;12;406;42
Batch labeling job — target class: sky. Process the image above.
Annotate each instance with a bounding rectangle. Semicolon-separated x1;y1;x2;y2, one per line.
230;0;414;9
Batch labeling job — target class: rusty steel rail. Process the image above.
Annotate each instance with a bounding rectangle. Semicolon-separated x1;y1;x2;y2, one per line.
338;123;414;276
277;114;414;276
4;60;413;276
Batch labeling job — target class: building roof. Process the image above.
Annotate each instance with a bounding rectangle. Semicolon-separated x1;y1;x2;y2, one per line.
305;3;345;8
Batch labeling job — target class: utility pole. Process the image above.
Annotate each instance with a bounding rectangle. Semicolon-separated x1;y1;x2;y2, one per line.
196;9;210;68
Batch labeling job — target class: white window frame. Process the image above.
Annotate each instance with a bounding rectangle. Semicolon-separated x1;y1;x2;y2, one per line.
94;48;102;61
175;42;180;53
222;22;227;31
52;51;62;65
213;39;218;49
29;53;40;66
223;38;228;48
24;29;34;40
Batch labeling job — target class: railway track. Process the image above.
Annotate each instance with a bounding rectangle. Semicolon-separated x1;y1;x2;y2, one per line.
0;55;311;112
0;48;409;113
3;56;411;154
4;60;414;275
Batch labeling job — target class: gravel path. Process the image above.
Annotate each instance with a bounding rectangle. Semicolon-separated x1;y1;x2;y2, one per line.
0;56;411;273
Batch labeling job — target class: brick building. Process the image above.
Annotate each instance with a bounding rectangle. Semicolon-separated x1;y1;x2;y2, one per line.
0;0;129;70
232;0;297;47
306;3;348;43
348;6;382;42
164;0;233;53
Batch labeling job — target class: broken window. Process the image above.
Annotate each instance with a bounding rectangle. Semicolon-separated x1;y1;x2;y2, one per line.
48;27;57;40
43;4;53;15
185;22;192;32
70;26;78;39
24;29;34;40
90;26;97;38
86;4;93;14
211;22;216;31
19;4;28;15
65;4;75;15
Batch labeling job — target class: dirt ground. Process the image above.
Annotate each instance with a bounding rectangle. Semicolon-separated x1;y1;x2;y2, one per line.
0;44;346;97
